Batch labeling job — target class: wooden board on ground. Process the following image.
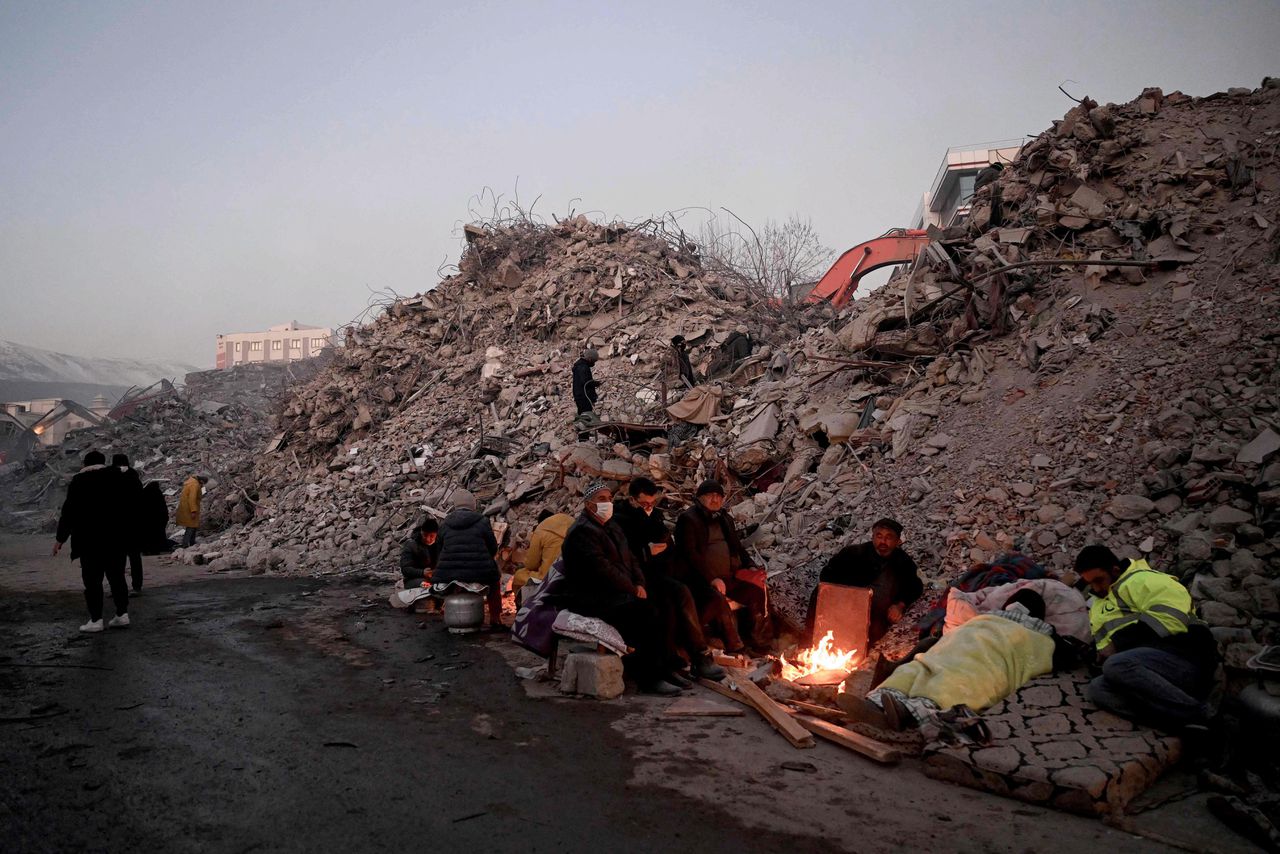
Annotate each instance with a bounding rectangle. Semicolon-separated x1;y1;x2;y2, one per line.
782;699;849;722
698;677;751;707
731;678;816;749
664;697;746;717
792;714;901;765
812;583;871;663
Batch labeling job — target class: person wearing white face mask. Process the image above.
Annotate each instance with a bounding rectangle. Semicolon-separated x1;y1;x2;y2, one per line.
559;480;683;695
612;478;726;685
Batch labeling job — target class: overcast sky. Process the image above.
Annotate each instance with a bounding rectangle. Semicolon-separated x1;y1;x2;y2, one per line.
1;0;1276;368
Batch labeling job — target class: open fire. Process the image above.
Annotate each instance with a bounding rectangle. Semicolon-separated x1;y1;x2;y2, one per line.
778;630;859;683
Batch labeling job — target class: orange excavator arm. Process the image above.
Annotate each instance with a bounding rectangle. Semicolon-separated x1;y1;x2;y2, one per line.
805;228;931;310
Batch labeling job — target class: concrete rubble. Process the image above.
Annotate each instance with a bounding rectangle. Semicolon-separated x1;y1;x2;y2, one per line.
162;83;1280;673
3;81;1277;824
0;362;320;539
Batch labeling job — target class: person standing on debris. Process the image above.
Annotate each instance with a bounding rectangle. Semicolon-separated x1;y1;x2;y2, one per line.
112;453;145;594
669;336;696;389
672;479;772;654
559;480;684;695
1074;545;1218;734
807;518;923;645
53;451;130;633
723;325;753;369
612;477;725;683
175;473;208;548
400;518;442;588
571;349;601;415
432;490;503;630
511;509;573;604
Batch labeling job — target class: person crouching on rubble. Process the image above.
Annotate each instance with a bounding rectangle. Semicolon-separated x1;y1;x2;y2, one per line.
672;479;772;655
432;490;503;631
1075;545;1218;737
840;589;1079;736
559;480;684;696
806;517;923;646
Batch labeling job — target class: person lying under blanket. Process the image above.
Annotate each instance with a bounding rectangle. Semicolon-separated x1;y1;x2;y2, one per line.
839;587;1086;734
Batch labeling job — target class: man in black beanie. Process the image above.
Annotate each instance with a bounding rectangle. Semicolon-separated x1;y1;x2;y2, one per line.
54;451;130;632
672;479;772;654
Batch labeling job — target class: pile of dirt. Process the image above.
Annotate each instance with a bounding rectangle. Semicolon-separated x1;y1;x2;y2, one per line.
171;83;1280;670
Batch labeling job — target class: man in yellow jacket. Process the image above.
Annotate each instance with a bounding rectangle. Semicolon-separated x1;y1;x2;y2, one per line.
511;510;574;603
1075;545;1217;733
176;474;208;548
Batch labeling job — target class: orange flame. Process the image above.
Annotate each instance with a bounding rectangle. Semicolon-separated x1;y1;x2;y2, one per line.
779;630;858;681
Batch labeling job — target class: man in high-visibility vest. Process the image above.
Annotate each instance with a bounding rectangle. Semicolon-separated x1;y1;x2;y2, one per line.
1075;545;1217;733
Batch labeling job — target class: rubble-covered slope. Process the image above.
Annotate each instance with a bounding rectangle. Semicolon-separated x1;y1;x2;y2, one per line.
207;83;1276;667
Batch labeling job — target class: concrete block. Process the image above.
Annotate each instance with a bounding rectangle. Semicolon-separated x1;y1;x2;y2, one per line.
558;651;624;700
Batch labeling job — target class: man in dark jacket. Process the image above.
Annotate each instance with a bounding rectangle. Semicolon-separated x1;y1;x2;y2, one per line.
670;336;695;389
723;326;753;368
112;453;145;593
673;479;772;653
400;517;441;587
807;517;923;645
560;480;682;695
571;349;601;415
612;477;724;682
54;450;130;633
433;490;502;629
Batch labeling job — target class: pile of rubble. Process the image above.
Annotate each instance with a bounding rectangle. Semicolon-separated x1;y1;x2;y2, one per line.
199;82;1277;672
0;362;309;536
201;216;805;573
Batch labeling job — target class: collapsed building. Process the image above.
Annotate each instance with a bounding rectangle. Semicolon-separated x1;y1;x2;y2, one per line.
3;78;1277;823
192;82;1279;668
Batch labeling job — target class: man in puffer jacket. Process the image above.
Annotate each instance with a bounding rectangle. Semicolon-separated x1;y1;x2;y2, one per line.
433;489;502;629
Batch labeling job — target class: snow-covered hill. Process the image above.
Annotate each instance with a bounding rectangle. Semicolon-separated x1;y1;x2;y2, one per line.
0;339;200;403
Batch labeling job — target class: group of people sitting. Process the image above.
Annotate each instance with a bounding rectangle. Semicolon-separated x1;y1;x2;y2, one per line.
398;482;1220;740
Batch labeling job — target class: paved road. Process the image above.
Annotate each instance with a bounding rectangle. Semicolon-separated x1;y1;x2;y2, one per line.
0;534;1212;853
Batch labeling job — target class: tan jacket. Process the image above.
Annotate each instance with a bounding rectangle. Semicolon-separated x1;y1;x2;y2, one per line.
511;513;574;592
176;476;202;528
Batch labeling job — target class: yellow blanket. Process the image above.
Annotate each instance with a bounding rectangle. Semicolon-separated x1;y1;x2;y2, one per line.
880;614;1054;711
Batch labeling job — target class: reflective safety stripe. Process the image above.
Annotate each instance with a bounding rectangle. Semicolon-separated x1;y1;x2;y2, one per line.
1097;614;1138;637
1148;603;1193;626
1137;613;1171;637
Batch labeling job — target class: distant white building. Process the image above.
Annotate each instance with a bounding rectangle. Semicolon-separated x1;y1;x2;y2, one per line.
215;321;334;370
913;139;1025;229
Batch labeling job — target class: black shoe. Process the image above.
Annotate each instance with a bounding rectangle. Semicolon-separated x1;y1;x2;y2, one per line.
666;671;694;690
640;679;683;696
692;653;726;681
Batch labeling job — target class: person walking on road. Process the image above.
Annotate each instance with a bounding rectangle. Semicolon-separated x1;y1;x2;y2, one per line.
113;453;145;593
54;450;130;632
176;473;208;548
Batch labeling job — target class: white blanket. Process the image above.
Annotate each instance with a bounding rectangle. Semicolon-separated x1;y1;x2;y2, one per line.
946;579;1090;643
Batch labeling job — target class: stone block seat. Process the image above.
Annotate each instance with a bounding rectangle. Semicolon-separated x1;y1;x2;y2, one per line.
922;670;1182;816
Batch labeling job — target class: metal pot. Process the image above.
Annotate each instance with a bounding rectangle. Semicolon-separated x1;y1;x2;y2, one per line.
443;591;485;634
